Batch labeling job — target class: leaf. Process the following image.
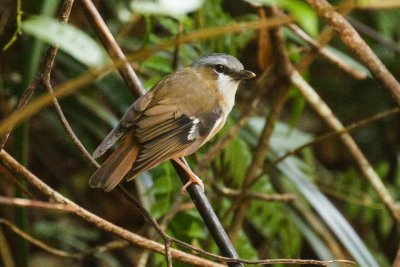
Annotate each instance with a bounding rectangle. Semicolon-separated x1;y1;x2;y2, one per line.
131;0;204;18
287;88;306;131
223;134;251;186
245;0;318;36
22;15;107;67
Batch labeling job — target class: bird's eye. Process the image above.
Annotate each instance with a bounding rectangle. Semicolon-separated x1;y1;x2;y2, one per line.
215;64;225;73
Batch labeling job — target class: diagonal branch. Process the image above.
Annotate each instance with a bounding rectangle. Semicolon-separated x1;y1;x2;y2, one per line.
0;218;81;259
305;0;400;104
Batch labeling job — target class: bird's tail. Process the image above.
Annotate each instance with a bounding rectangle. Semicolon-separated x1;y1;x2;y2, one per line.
89;133;138;192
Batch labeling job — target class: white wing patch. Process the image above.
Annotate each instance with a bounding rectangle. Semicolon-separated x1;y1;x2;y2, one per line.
188;117;200;140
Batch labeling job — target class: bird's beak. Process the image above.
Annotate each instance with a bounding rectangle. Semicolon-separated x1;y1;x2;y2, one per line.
234;70;256;80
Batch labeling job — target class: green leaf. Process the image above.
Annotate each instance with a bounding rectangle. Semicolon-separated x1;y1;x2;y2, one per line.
287;88;306;131
223;135;251;186
131;0;204;18
245;0;318;36
22;15;107;67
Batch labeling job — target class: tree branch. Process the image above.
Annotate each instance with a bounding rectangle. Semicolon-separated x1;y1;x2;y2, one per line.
305;0;400;104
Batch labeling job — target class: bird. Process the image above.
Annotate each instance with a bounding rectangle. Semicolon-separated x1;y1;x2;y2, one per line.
89;53;256;192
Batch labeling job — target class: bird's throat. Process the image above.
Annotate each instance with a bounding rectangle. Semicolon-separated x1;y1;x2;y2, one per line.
216;73;239;114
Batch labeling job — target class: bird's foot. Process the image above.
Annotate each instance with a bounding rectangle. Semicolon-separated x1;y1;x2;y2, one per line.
172;157;205;194
181;174;204;194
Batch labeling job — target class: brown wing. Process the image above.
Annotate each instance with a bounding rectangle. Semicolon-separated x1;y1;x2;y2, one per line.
92;92;154;158
126;69;223;179
127;109;222;180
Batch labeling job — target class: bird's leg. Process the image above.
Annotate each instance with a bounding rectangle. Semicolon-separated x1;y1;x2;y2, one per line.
172;158;204;194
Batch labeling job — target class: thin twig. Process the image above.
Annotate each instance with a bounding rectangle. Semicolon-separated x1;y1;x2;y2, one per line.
270;176;349;260
0;217;145;260
0;226;14;267
170;237;355;266
83;240;129;255
137;194;184;267
2;0;23;51
0;79;39;149
172;21;184;71
0;196;74;212
0;218;81;259
43;80;99;168
296;2;355;73
288;23;368;80
0;167;35;198
265;107;400;173
347;17;400;55
80;0;146;96
213;185;296;203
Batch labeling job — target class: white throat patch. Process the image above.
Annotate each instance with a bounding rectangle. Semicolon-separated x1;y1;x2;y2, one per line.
216;72;240;114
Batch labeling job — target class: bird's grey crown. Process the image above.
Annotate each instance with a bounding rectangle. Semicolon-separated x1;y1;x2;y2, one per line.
191;53;244;72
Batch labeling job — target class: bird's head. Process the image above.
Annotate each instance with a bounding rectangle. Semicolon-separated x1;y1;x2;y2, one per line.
191;53;256;83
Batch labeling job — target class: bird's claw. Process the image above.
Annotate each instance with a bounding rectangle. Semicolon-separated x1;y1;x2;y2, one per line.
181;174;204;194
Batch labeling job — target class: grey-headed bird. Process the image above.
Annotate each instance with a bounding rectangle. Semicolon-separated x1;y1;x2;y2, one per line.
90;53;255;192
